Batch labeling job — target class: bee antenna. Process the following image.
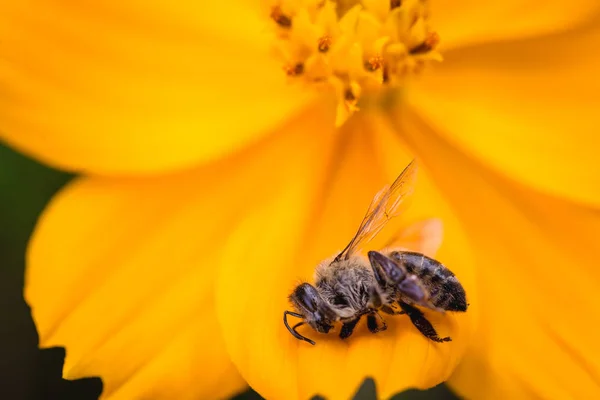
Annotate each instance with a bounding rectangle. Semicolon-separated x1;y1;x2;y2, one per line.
283;310;316;345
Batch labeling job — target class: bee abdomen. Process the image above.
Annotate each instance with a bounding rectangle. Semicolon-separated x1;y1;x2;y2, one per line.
389;251;467;312
389;251;450;281
430;279;467;311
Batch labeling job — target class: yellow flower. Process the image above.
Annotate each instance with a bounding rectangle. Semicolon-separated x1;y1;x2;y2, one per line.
2;0;600;399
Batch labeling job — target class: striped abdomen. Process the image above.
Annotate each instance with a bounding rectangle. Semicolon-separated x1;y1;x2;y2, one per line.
388;251;467;312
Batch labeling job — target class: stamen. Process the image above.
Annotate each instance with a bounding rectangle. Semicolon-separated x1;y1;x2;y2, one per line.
390;0;402;10
344;86;360;114
284;63;304;76
382;66;389;83
344;88;356;102
409;32;440;55
364;55;384;72
271;5;292;28
425;32;441;49
269;0;442;126
318;36;332;52
335;0;362;17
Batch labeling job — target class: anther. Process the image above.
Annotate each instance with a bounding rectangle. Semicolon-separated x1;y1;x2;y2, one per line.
284;63;304;76
269;0;441;124
409;32;440;54
344;88;356;101
364;55;384;72
318;36;332;52
271;5;292;28
344;86;360;114
425;32;440;49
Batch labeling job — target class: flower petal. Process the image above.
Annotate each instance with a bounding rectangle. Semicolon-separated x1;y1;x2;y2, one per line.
27;178;247;400
394;107;600;399
382;218;444;257
216;111;476;400
25;102;336;399
433;0;600;50
408;15;600;207
0;1;314;175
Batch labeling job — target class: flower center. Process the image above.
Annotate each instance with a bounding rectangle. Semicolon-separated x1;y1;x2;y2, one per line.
269;0;442;126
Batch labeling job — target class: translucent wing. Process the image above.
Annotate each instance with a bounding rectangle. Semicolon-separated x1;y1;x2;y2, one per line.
383;218;443;258
334;160;418;262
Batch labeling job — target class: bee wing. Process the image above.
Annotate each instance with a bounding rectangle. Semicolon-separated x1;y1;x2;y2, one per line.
334;160;418;261
383;218;443;258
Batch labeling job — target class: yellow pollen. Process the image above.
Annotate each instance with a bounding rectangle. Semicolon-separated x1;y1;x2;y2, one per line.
365;55;384;72
318;35;332;52
426;32;440;48
269;0;443;126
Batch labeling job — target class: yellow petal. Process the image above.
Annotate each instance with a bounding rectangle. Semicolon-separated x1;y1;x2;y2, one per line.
433;0;600;50
25;101;336;399
0;1;315;175
382;218;444;257
216;111;476;400
394;106;600;399
27;178;246;400
408;15;600;207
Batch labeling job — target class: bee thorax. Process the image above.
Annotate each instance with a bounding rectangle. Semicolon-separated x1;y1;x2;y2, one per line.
315;257;382;318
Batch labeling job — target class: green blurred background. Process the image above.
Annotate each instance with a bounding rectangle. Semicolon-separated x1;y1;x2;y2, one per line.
0;142;460;399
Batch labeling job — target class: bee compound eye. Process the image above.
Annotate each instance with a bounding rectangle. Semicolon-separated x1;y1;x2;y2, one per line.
295;283;320;312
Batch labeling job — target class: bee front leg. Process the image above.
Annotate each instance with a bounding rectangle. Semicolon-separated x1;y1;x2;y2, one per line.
339;317;361;340
399;301;451;343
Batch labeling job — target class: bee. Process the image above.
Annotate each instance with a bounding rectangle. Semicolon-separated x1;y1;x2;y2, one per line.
283;160;468;345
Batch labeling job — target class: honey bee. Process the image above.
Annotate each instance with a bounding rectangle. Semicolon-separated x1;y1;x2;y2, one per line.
283;160;468;345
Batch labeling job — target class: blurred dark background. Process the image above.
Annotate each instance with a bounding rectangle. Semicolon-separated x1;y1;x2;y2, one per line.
0;142;460;400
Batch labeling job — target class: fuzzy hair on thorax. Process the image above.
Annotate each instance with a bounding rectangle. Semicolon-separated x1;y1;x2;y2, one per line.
313;254;392;320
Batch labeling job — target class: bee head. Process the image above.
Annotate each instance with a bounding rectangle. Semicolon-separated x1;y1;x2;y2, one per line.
289;282;335;333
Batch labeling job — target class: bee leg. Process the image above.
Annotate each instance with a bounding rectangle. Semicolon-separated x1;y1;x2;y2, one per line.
283;310;316;345
367;312;387;334
369;286;383;308
339;317;361;340
399;302;451;343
